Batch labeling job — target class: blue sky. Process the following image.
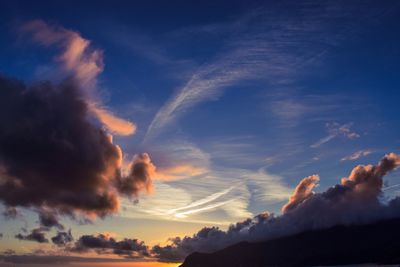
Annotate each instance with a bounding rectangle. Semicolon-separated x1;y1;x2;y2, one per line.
0;0;400;262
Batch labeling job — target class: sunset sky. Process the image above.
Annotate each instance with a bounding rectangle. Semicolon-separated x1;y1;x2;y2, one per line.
0;0;400;266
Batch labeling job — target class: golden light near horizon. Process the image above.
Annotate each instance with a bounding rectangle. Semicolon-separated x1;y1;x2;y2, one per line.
1;1;400;267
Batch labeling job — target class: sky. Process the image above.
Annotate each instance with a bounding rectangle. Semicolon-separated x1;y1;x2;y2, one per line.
0;0;400;266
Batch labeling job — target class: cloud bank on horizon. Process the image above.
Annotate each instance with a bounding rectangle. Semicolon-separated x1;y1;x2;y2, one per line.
2;153;400;263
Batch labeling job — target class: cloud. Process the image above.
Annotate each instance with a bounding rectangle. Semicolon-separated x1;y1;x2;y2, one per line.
144;48;265;141
150;153;400;262
71;233;149;259
121;161;290;224
90;105;136;135
0;254;131;265
117;153;154;198
38;210;64;230
166;185;236;218
14;153;399;262
15;228;49;243
155;164;208;181
2;206;19;219
20;20;102;89
144;2;383;141
0;76;152;220
311;122;360;148
51;230;74;246
281;175;319;213
20;20;136;136
341;149;372;161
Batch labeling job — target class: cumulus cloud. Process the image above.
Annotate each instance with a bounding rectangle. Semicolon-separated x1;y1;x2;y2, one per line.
281;175;319;213
71;233;149;259
311;122;360;148
15;228;49;243
0;76;152;220
20;20;136;136
341;149;372;161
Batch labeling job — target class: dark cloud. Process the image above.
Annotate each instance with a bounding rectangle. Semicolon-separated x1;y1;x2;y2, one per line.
0;76;153;220
51;230;73;246
2;206;19;219
71;233;149;258
0;233;3;239
15;228;49;243
151;153;400;262
116;153;154;198
38;210;64;230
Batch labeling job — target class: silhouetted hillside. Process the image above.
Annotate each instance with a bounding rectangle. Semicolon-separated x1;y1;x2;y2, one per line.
180;218;400;267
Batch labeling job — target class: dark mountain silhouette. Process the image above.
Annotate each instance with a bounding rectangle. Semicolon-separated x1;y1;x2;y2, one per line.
180;218;400;267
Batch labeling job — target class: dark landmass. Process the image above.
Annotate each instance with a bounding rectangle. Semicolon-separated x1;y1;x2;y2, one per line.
180;218;400;267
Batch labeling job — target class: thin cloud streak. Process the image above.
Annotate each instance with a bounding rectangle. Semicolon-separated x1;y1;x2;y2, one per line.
311;122;360;148
341;149;372;161
174;198;238;219
167;185;236;215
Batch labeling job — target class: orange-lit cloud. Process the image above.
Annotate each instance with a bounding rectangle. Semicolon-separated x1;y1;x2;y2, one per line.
155;164;208;181
282;175;319;213
91;105;137;136
20;20;135;136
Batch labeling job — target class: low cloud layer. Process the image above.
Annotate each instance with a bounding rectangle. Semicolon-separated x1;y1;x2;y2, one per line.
15;228;49;243
150;153;400;262
52;230;73;246
8;153;400;263
0;76;153;219
71;233;149;259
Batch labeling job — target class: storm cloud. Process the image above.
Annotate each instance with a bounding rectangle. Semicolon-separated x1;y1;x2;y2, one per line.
0;76;153;219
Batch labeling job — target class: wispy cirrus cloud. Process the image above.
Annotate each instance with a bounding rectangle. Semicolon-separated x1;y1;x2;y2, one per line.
144;1;384;141
311;122;360;148
341;149;372;161
166;185;237;218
